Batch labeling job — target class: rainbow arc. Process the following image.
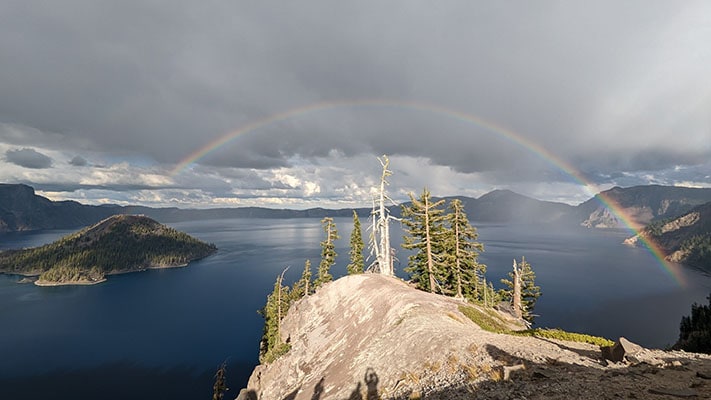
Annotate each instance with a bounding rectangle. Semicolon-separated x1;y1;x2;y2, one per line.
171;99;686;286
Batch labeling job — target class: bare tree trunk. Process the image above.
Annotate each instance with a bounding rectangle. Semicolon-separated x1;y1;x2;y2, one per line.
277;267;289;340
454;219;462;298
512;260;522;319
369;155;395;276
383;213;392;275
378;158;392;276
483;277;488;308
424;195;436;293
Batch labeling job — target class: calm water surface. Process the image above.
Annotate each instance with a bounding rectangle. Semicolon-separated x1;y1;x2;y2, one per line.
1;218;709;399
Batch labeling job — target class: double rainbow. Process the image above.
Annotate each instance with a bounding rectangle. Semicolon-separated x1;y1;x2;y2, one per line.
171;99;685;286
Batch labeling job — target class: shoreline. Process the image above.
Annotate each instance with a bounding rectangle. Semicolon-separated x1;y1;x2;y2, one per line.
2;251;214;287
8;262;193;287
34;278;108;287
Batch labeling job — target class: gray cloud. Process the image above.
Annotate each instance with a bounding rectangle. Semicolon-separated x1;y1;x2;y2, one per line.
69;156;88;166
5;148;53;169
0;1;709;206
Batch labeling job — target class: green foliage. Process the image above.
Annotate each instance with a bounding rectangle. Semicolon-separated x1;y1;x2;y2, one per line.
258;270;292;363
500;257;541;323
679;234;711;268
459;305;614;347
675;292;711;354
481;279;500;308
0;215;217;283
514;328;615;347
39;264;104;283
442;199;486;300
260;342;292;364
291;259;312;300
402;188;447;293
314;217;338;289
212;362;228;400
458;305;510;333
347;211;365;275
644;219;670;237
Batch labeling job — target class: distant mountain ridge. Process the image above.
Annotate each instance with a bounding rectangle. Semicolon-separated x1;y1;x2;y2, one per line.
2;183;711;233
578;185;711;229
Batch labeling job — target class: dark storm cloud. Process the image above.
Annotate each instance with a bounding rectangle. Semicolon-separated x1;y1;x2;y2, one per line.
5;148;53;169
0;0;709;195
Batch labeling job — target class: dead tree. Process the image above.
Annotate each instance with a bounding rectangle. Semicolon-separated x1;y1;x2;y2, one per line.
512;259;523;319
368;155;398;276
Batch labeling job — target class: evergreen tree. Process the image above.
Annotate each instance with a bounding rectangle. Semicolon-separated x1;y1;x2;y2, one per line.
212;362;228;400
402;188;446;293
500;257;541;323
258;268;291;363
314;217;339;289
442;199;485;300
291;259;312;299
674;292;711;354
347;211;365;275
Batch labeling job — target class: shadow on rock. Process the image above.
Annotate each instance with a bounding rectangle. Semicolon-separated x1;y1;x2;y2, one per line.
348;368;380;400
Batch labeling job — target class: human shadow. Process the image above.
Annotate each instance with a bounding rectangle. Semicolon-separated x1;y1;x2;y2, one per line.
348;368;380;400
311;377;325;400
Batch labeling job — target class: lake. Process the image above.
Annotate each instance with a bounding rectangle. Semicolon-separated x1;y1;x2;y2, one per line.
1;218;710;400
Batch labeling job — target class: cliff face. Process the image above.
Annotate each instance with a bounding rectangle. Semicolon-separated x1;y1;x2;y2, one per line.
627;202;711;270
0;183;118;232
239;274;711;400
578;185;711;229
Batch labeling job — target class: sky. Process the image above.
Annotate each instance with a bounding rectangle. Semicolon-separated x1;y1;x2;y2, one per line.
1;1;709;209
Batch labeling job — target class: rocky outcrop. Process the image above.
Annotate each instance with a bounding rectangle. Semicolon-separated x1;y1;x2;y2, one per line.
626;201;711;270
577;185;711;229
238;274;711;400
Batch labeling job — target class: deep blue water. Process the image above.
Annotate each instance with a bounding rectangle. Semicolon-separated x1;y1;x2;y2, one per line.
1;218;710;400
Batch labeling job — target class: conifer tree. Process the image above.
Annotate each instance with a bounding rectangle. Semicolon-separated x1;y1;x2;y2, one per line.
258;268;291;363
212;362;228;400
347;211;365;275
442;199;485;300
291;259;312;299
500;257;541;323
314;217;338;289
674;292;711;354
402;188;446;293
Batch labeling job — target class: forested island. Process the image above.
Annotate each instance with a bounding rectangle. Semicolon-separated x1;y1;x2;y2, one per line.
0;214;217;286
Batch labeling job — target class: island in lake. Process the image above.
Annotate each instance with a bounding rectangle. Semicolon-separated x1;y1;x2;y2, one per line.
0;214;217;286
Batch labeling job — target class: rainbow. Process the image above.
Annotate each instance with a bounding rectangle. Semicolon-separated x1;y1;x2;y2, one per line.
171;99;686;286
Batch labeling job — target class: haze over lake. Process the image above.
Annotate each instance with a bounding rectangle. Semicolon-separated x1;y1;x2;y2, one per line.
1;217;710;400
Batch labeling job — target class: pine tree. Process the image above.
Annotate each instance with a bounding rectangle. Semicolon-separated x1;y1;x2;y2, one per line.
291;259;312;299
347;211;365;275
212;362;228;400
500;257;541;323
442;199;485;300
402;188;446;293
258;268;292;363
314;217;338;289
674;292;711;353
